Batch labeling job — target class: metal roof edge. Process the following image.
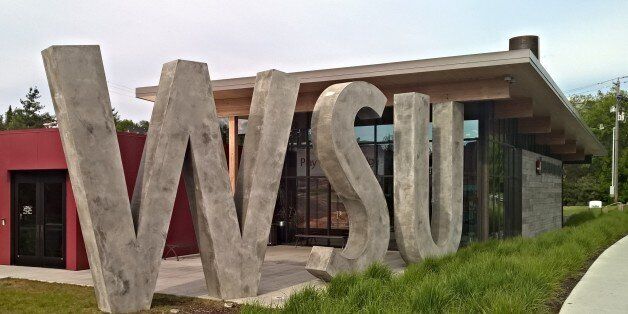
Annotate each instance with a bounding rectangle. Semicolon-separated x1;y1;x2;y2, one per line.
527;53;607;156
136;50;532;97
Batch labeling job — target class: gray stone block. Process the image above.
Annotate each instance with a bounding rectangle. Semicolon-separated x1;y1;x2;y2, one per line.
305;81;390;281
392;93;464;264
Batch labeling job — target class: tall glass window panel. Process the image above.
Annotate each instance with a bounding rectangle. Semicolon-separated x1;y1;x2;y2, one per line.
43;182;63;258
330;189;348;230
17;183;37;256
309;178;329;233
360;145;377;173
376;144;393;176
296;178;308;229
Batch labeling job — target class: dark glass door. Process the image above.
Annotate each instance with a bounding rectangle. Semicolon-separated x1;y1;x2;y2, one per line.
12;172;66;268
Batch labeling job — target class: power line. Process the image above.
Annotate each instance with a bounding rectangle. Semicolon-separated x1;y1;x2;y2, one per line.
566;75;628;95
106;80;135;92
108;85;135;96
108;89;138;101
569;85;614;97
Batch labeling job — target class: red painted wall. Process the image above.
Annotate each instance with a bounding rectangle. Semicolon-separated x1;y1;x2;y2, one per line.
0;128;198;270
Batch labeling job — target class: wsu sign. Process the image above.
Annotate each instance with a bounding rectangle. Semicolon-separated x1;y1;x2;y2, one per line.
43;45;463;313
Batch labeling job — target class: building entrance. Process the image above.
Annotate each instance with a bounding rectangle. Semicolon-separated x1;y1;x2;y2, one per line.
12;171;65;268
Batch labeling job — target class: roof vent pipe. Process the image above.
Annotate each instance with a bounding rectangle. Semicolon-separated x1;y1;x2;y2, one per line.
509;35;539;60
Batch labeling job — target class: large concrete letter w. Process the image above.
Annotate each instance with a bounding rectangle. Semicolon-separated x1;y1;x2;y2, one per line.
43;46;299;313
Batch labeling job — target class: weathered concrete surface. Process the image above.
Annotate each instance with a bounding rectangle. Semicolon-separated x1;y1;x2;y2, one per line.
393;93;464;264
560;235;628;314
43;45;299;312
306;82;390;281
44;45;155;312
189;68;299;299
234;70;301;296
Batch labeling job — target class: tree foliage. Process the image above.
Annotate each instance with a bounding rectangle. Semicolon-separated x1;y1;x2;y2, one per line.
564;89;628;205
0;88;148;134
0;87;54;130
112;108;149;134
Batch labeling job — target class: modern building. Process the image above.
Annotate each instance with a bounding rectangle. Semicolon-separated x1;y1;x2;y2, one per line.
0;36;605;270
137;36;605;245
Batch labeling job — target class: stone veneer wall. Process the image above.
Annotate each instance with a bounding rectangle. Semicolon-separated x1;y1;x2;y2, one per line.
521;150;563;237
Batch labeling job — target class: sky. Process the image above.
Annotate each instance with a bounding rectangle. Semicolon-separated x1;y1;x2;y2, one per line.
1;0;627;122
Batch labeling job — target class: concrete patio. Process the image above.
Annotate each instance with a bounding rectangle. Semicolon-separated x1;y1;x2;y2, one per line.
0;245;406;306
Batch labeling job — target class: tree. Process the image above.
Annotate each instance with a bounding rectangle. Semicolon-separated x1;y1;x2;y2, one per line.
564;89;628;204
1;106;14;130
3;87;54;130
112;107;149;134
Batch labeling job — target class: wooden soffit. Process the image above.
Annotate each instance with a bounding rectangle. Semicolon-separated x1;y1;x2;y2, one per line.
518;116;551;134
561;148;586;161
494;97;534;119
550;140;578;155
535;130;566;145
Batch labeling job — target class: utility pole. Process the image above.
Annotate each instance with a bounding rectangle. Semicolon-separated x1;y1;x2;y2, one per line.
612;79;621;203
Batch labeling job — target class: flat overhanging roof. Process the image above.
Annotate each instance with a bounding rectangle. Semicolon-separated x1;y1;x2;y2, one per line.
136;49;606;158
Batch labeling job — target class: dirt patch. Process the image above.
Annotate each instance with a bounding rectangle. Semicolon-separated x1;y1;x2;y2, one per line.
546;248;605;313
149;293;240;313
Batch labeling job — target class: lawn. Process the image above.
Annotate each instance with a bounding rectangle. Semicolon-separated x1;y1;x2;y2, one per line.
244;209;628;313
563;205;618;218
0;278;238;313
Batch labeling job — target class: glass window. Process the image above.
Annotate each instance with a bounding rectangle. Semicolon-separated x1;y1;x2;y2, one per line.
360;145;377;172
309;178;329;233
296;178;308;229
377;144;394;176
279;113;483;246
464;120;479;139
354;126;375;143
379;177;394;228
330;189;348;230
17;182;37;256
376;125;393;142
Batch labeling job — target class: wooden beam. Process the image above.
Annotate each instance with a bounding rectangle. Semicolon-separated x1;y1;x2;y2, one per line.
493;98;533;119
518;116;551;134
212;78;510;117
535;130;566;145
550;140;577;155
228;116;239;194
561;148;586;161
382;78;510;106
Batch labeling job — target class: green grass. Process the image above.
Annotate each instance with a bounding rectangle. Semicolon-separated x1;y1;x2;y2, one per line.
564;210;597;227
244;210;628;314
563;205;618;217
563;205;592;217
0;278;237;313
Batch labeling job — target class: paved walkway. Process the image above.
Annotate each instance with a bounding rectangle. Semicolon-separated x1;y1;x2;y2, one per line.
561;235;628;313
0;245;405;306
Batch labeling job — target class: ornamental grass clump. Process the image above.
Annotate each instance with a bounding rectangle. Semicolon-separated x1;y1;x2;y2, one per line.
243;210;628;314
